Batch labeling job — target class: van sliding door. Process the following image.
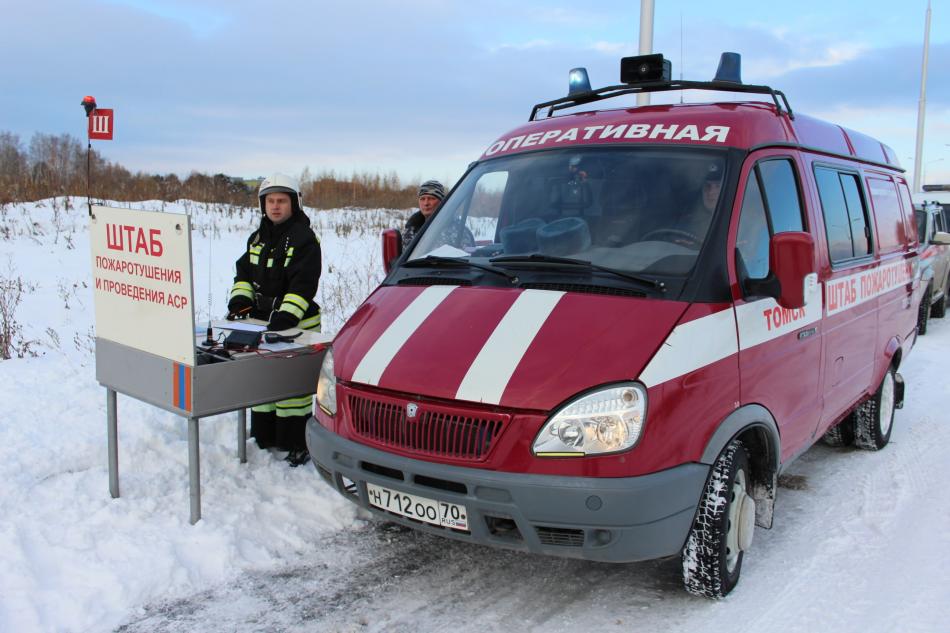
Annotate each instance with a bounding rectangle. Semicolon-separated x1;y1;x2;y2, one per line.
814;165;877;429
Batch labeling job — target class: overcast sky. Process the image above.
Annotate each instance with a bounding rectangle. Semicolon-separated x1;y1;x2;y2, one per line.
4;0;948;187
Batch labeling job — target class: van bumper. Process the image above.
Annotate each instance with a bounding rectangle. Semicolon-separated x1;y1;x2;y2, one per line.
306;419;709;563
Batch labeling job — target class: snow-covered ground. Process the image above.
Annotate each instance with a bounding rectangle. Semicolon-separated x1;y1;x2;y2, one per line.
1;198;948;633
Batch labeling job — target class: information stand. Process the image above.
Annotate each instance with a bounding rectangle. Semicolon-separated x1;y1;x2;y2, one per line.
89;205;329;523
96;327;328;524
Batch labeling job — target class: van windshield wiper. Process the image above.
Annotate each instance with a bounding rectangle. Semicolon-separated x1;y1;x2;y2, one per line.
402;255;519;282
489;254;665;291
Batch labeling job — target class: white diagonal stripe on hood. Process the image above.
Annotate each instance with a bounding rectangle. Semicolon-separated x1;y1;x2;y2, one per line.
455;289;565;404
351;285;458;386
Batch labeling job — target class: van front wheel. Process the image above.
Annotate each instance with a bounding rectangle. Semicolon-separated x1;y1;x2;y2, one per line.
854;368;896;451
682;440;754;598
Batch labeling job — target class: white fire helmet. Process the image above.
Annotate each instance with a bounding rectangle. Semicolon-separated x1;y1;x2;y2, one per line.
258;173;303;215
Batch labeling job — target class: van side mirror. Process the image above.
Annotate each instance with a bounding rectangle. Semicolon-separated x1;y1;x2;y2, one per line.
382;229;403;274
931;231;950;246
770;231;815;309
742;231;815;309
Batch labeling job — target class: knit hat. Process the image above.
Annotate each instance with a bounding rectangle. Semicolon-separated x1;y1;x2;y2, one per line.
417;180;446;201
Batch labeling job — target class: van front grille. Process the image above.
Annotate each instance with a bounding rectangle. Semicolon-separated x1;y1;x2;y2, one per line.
347;393;507;461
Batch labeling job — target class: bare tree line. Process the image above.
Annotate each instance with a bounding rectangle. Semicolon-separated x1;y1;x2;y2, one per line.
0;131;420;209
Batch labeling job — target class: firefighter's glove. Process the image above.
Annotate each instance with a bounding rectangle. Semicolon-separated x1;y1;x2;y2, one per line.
254;293;278;315
267;311;297;332
226;296;253;320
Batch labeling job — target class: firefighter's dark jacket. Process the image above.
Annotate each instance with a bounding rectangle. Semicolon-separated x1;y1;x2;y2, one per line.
232;206;321;327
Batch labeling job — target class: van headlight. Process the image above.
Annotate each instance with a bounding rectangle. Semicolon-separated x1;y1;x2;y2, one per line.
532;383;647;457
315;347;337;416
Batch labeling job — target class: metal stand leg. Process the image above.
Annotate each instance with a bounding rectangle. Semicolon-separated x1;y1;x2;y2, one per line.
107;388;119;498
188;417;201;524
238;408;247;464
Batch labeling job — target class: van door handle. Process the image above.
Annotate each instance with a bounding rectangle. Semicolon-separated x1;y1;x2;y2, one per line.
797;327;817;340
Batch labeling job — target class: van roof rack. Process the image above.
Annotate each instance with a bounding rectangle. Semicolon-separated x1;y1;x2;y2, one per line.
529;79;794;122
529;53;794;122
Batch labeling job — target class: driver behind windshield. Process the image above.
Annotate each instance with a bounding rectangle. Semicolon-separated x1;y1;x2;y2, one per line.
671;163;722;244
548;155;593;220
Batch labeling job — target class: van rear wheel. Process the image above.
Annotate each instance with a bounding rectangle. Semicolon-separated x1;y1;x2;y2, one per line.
820;417;855;447
682;440;754;598
917;285;932;335
931;283;947;319
854;368;896;451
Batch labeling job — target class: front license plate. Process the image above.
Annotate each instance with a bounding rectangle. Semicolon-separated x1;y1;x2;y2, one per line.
366;482;469;531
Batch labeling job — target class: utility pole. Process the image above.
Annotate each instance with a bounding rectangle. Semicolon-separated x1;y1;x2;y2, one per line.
637;0;656;106
912;0;932;193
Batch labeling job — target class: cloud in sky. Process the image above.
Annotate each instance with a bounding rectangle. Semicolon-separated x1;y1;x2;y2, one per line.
2;0;947;184
101;0;232;37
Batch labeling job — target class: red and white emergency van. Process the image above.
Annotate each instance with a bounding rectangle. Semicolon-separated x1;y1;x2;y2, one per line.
307;53;922;597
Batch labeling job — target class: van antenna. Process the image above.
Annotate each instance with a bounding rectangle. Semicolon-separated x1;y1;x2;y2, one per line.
679;13;685;103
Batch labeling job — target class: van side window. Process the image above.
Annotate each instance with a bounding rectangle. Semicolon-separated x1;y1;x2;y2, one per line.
736;159;805;281
896;180;920;246
866;176;906;254
841;175;871;256
736;175;770;279
758;160;804;233
815;167;871;263
915;209;928;243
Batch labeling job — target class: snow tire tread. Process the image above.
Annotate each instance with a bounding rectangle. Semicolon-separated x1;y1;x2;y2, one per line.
821;417;855;447
854;369;895;451
682;440;749;599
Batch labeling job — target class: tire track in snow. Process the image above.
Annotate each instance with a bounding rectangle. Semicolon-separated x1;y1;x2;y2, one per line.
113;520;692;633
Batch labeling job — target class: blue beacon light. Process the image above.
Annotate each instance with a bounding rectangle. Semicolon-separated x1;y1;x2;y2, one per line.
713;52;743;84
568;67;592;96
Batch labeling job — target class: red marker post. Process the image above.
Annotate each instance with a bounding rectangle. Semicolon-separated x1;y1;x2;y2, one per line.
81;96;115;215
88;108;114;140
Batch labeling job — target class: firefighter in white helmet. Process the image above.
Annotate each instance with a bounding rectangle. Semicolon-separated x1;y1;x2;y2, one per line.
227;173;322;466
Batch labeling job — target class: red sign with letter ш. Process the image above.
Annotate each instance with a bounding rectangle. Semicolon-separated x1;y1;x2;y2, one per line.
88;109;114;140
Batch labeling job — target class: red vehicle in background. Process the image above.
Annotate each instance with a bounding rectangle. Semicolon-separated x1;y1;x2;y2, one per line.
308;53;921;597
913;200;950;334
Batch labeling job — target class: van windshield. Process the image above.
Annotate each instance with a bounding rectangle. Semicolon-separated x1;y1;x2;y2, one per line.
406;147;728;279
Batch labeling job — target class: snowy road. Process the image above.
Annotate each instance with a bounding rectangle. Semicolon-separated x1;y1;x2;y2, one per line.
115;323;950;633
